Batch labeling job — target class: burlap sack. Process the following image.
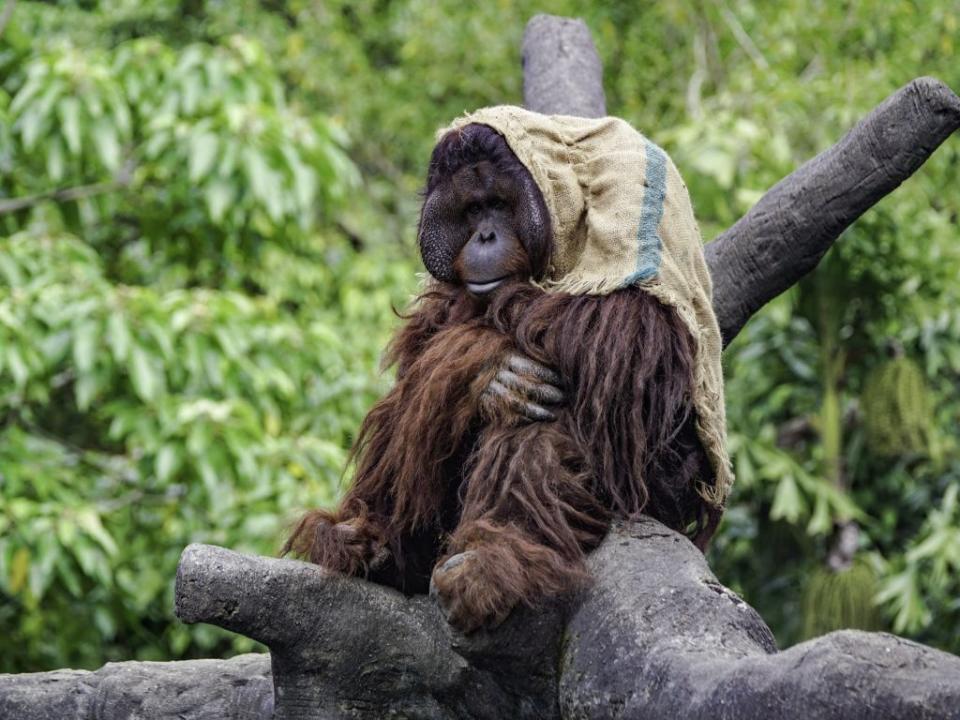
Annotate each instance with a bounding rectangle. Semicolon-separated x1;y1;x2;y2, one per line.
440;106;733;509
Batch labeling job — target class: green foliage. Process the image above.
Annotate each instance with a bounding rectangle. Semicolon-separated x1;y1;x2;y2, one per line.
0;1;416;671
861;358;934;458
875;483;960;636
801;560;883;640
1;0;959;671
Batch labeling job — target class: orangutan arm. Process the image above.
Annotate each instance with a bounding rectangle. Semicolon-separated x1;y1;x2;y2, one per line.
431;423;611;632
285;307;517;588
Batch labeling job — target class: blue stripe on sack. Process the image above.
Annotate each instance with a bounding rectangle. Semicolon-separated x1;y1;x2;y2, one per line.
625;139;666;285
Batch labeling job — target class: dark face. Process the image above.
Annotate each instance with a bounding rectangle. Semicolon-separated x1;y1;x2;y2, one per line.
418;124;551;298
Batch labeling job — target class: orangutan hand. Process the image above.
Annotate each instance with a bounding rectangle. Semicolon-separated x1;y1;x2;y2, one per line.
480;352;565;423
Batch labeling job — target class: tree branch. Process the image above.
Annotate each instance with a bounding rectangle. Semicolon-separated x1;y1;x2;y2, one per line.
521;14;606;118
170;522;958;719
0;159;135;215
706;76;960;346
0;654;272;720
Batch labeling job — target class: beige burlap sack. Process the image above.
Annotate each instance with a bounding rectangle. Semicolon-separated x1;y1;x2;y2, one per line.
441;106;733;509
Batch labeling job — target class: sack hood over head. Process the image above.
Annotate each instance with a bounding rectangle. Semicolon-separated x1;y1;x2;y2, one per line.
438;105;733;510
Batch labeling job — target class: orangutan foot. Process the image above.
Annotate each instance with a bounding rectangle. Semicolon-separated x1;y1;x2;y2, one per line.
429;549;520;633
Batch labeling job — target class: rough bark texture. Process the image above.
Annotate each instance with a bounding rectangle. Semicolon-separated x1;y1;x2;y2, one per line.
0;653;272;720
3;12;960;720
7;521;960;719
522;14;606;118
175;543;564;719
172;527;960;719
560;520;960;720
706;76;960;346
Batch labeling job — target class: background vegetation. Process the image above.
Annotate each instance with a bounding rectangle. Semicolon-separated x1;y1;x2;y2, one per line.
1;0;958;672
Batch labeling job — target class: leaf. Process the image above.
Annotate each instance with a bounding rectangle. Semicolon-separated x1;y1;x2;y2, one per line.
770;475;806;524
18;106;46;151
243;147;276;208
75;508;118;556
28;535;58;600
129;345;159;402
6;346;29;387
107;310;131;362
155;444;181;483
93;119;121;172
75;372;98;411
806;494;832;535
46;137;67;182
72;320;98;374
181;71;202;115
205;179;235;222
58;96;83;155
188;131;219;182
9;547;28;594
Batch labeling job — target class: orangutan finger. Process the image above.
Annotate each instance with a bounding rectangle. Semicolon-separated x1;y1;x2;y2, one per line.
505;354;562;387
488;380;556;422
496;368;565;405
368;544;392;572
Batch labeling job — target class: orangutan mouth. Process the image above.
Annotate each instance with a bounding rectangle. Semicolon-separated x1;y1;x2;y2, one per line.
465;277;507;295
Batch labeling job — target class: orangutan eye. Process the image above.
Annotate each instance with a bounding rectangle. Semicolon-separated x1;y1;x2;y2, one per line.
489;198;508;211
465;202;482;218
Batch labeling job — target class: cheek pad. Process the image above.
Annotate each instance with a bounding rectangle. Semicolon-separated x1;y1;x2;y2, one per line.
515;174;552;276
418;193;467;283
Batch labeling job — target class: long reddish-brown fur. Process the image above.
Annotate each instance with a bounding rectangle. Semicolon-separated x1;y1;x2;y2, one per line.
285;280;718;623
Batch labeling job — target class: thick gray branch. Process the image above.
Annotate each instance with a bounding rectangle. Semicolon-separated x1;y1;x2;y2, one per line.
706;76;960;345
522;14;606;117
175;529;960;720
0;654;272;720
561;520;960;720
175;543;564;719
7;524;959;719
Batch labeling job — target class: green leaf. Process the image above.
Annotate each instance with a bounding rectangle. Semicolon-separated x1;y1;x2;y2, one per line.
155;444;181;483
188;131;219;182
46;137;67;182
75;508;118;556
72;320;98;374
75;372;98;411
129;345;159;402
205;179;234;222
93;119;121;172
107;310;131;362
5;346;29;387
770;475;806;524
58;97;83;155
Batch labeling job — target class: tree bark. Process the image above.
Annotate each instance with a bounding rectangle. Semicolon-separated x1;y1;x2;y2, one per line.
0;654;272;720
521;14;606;118
172;526;958;720
706;76;960;346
